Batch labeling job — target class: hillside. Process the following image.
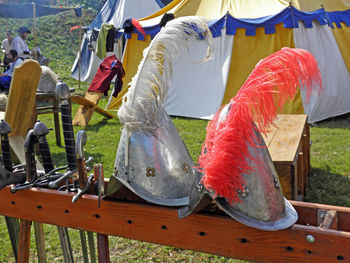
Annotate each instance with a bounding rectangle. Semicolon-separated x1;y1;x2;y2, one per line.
0;8;96;88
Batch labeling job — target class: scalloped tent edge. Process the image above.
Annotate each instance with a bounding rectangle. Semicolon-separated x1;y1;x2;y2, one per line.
106;0;350;124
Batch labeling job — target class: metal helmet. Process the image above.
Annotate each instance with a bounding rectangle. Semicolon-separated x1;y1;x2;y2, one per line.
106;107;194;206
179;104;298;230
105;17;215;206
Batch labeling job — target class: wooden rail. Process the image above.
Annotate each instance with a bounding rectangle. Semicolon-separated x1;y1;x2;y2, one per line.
0;185;349;263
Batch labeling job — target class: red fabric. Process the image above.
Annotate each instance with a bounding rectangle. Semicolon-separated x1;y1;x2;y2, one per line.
131;19;145;37
69;25;81;34
88;55;125;97
198;48;322;204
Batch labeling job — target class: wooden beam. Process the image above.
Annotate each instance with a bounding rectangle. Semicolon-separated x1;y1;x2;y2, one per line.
71;92;114;127
0;187;349;263
321;210;338;230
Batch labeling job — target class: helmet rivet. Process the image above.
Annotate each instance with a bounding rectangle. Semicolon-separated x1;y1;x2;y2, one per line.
146;167;156;177
306;235;315;243
238;185;250;199
196;183;203;192
182;163;189;173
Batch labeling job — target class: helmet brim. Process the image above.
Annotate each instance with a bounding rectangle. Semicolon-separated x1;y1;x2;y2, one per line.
215;197;298;230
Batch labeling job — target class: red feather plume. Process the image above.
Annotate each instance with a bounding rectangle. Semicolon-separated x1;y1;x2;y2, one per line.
132;18;145;37
198;48;322;204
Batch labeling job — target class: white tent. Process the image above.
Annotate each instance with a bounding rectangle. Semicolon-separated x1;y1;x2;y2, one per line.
107;0;350;123
71;0;168;82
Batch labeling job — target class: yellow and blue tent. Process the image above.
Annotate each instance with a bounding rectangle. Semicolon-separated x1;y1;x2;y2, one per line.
107;0;350;123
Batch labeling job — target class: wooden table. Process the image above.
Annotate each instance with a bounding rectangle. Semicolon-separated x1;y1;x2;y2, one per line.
35;89;75;147
263;114;309;200
35;92;61;146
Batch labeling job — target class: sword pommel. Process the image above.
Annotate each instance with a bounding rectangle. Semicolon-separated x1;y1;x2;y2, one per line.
55;82;70;103
33;120;49;137
0;120;11;135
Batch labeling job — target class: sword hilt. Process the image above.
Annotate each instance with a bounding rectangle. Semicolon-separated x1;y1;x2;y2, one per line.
33;121;55;174
0;120;13;171
24;129;38;183
76;130;87;189
56;82;77;171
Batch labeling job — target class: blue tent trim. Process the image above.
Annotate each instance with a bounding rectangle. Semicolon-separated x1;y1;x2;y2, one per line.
154;0;166;8
208;16;226;37
327;9;350;28
122;6;350;39
226;7;327;36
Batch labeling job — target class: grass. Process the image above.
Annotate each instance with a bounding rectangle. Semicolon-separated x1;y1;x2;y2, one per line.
305;115;350;207
0;103;349;262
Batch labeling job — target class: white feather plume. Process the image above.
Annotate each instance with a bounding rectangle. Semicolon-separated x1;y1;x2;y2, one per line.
118;16;214;133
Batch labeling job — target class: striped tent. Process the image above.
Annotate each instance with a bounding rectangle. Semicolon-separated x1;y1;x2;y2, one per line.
107;0;350;123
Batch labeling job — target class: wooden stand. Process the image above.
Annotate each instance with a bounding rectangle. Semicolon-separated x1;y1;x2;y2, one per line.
71;91;114;127
0;180;349;263
264;114;309;200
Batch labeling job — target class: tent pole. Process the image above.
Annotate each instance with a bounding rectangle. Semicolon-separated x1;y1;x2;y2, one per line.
33;2;37;61
78;15;82;90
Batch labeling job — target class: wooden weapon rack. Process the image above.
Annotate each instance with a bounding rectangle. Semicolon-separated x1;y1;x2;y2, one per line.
0;171;349;263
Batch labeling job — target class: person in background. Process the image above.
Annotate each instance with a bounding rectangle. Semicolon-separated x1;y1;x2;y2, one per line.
11;27;32;59
32;46;50;66
0;49;23;92
1;30;13;69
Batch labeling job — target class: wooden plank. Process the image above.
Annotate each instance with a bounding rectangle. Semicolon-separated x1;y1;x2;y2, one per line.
71;94;97;107
266;115;307;164
303;123;311;189
291;201;350;231
297;151;304;198
94;106;114;119
0;187;350;263
321;210;338;230
5;60;41;137
71;92;114;126
72;91;103;127
274;163;293;200
17;219;31;263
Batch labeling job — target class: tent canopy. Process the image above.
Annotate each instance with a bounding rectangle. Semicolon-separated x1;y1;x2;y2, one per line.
71;0;168;82
0;3;69;18
107;0;350;124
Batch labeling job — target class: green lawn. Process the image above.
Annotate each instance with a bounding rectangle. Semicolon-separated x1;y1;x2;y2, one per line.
0;97;349;262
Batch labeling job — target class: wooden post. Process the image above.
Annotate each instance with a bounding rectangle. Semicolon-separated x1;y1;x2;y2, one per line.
34;222;47;263
97;234;110;263
32;3;37;61
17;220;31;263
94;164;110;263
